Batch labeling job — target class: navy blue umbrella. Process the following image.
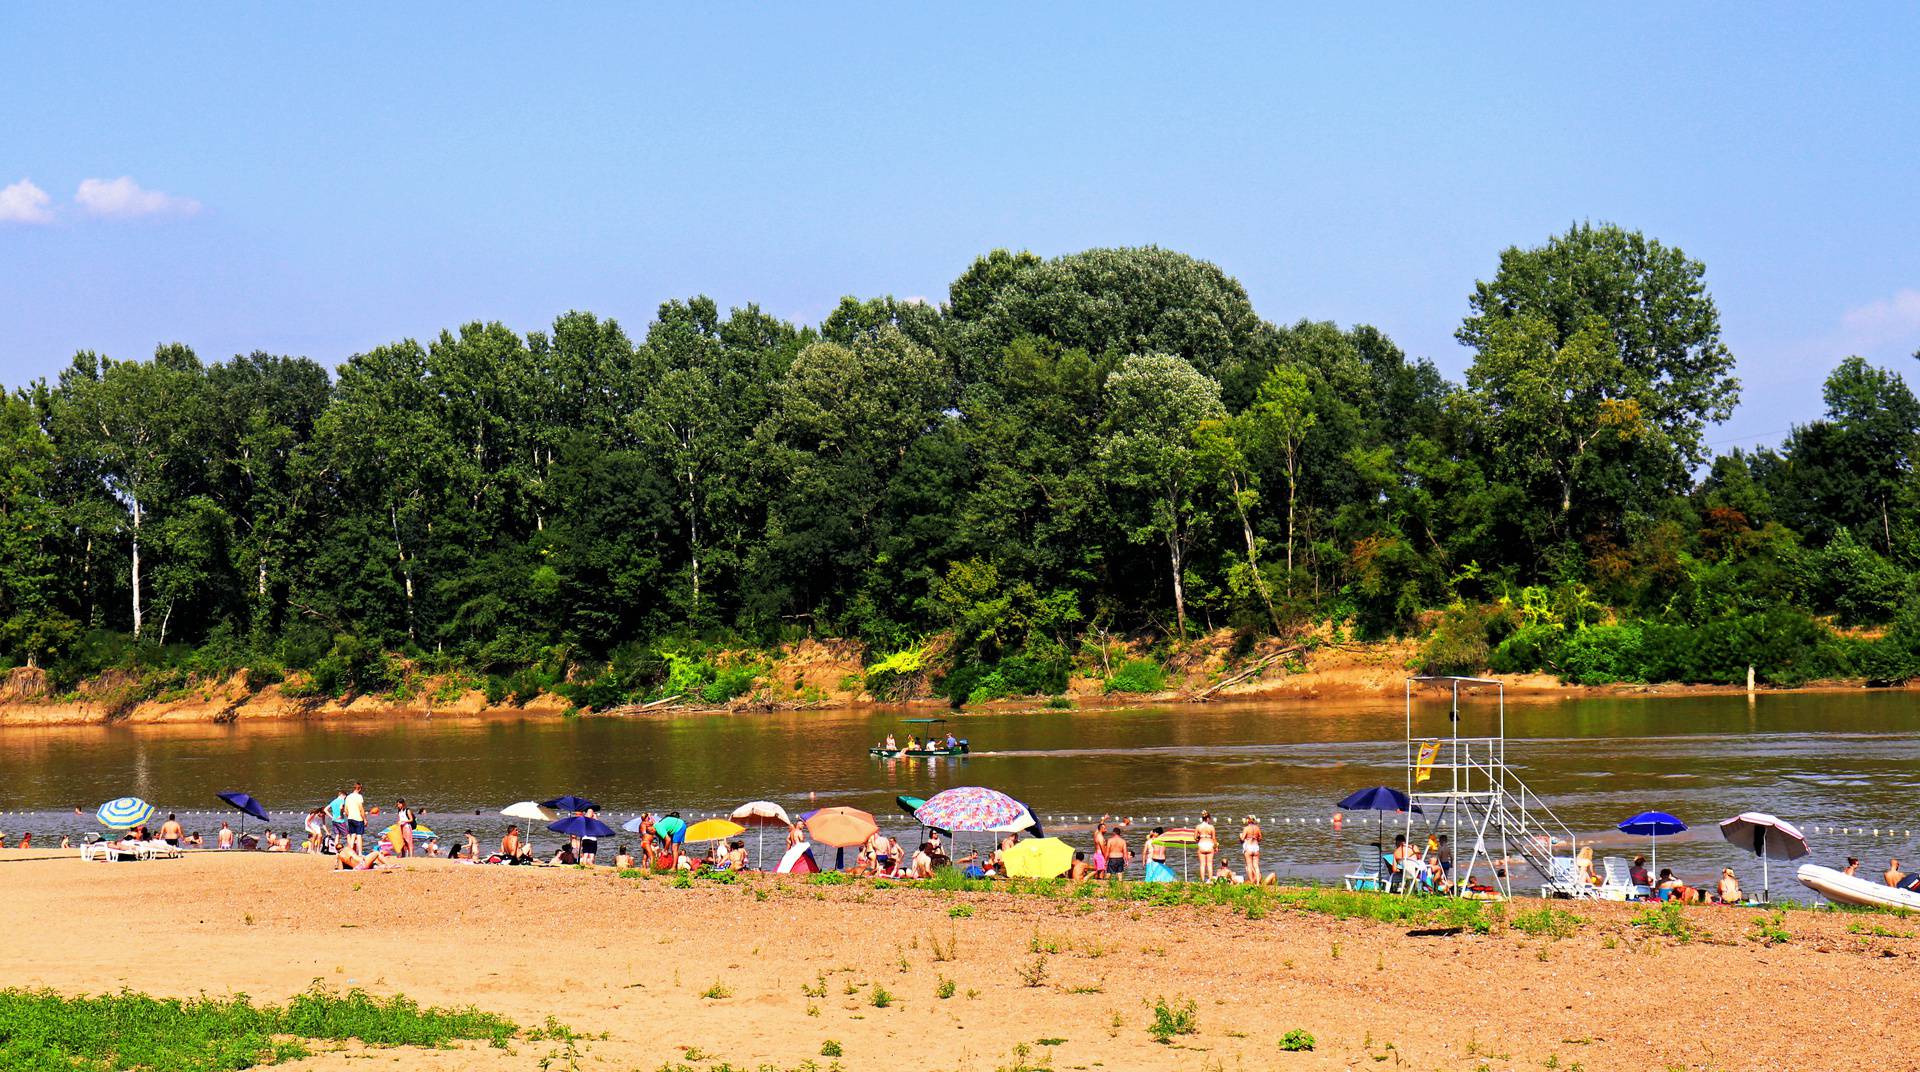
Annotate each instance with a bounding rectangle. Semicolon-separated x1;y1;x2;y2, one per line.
1338;786;1413;812
1618;811;1687;874
541;795;599;812
1337;786;1423;866
216;791;269;835
548;815;616;840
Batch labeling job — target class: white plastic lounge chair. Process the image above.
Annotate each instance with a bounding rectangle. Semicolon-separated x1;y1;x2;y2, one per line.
1540;855;1597;899
80;836;143;863
1598;856;1649;901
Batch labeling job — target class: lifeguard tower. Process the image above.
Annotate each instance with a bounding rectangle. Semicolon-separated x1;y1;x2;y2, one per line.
1404;676;1578;896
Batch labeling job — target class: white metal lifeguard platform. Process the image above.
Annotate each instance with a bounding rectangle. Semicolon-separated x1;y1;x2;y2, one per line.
1404;676;1578;896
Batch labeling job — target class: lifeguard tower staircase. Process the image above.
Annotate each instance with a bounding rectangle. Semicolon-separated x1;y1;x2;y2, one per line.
1404;676;1578;896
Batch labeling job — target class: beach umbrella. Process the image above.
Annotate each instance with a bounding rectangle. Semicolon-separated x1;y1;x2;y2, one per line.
548;815;617;840
382;822;435;851
654;815;687;844
731;801;793;866
502;801;558;823
96;796;156;830
683;818;745;843
1719;812;1809;904
1150;828;1198;881
1002;836;1075;880
731;801;792;826
1337;785;1422;866
541;795;598;813
1618;811;1687;876
215;791;269;837
914;787;1032;833
803;806;879;849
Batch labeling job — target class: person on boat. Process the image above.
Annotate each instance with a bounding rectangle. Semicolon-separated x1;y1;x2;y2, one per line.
884;734;898;752
1630;855;1652;888
945;732;959;750
1241;816;1263;884
1885;858;1920;892
1195;811;1218;881
1843;856;1861;877
1716;867;1743;903
904;735;919;752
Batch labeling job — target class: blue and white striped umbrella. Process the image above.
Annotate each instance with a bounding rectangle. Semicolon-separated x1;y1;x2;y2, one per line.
96;796;156;829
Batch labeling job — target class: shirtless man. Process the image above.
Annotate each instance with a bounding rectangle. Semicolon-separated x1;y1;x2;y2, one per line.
1102;824;1130;880
501;824;522;860
158;813;184;848
1886;857;1920;892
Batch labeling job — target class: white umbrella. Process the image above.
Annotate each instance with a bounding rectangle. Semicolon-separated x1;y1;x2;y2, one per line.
501;801;557;852
1719;812;1809;903
731;801;793;866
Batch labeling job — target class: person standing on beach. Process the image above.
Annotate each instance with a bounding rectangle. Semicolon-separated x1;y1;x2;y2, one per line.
325;789;347;849
580;807;600;865
344;782;366;853
1195;811;1218;881
394;798;415;857
1240;815;1263;884
1103;822;1131;880
159;813;183;848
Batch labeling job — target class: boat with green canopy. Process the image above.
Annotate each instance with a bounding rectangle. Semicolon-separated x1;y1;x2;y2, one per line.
868;719;969;758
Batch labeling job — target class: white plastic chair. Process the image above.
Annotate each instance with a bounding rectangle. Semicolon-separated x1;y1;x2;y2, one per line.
1540;855;1597;899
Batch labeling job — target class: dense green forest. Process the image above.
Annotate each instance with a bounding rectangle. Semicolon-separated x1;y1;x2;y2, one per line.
5;223;1920;706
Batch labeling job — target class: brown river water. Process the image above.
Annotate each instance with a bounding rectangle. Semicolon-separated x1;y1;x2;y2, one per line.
3;690;1916;898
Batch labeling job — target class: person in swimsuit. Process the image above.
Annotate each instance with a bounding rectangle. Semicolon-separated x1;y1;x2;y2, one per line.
580;807;601;865
1716;867;1743;903
1103;825;1130;880
501;824;521;860
884;734;898;752
159;813;183;848
1843;856;1860;877
394;798;415;857
1145;827;1168;877
1195;811;1218;881
1068;850;1092;881
1240;816;1263;884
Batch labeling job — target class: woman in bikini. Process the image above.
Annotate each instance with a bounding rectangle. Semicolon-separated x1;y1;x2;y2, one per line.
1240;816;1263;884
1195;811;1218;881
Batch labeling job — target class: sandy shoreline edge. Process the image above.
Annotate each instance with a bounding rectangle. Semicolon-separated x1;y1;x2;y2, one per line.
0;848;1912;1072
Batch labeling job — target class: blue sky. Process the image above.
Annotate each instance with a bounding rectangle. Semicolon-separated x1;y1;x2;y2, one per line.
3;6;1916;449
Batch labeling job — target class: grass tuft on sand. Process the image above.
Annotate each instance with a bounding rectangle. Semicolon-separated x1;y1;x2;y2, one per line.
0;983;520;1071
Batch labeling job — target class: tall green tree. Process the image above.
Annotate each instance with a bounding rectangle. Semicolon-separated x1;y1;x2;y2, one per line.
1098;353;1227;635
1458;221;1738;467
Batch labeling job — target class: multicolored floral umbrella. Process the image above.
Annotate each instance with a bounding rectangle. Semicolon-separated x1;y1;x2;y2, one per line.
914;787;1033;833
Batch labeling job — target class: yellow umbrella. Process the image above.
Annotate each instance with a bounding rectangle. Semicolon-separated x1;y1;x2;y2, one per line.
1002;836;1075;879
682;818;746;843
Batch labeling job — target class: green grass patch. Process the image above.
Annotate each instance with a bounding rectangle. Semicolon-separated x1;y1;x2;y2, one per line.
0;983;519;1071
1510;905;1583;938
1630;903;1696;942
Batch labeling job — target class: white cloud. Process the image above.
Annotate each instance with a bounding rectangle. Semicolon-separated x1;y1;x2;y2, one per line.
1840;288;1920;349
74;176;201;218
0;178;54;224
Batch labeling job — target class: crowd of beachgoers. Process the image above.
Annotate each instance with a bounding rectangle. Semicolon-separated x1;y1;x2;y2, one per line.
40;777;1913;911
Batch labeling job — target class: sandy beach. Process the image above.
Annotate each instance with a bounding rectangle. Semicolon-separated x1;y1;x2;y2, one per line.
1;849;1913;1071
